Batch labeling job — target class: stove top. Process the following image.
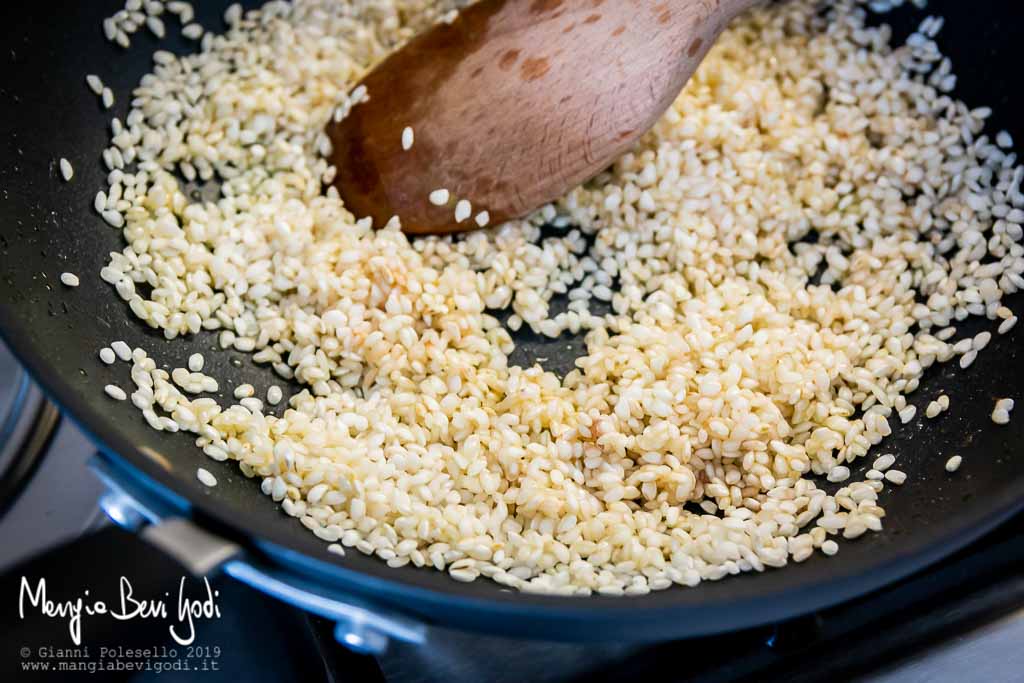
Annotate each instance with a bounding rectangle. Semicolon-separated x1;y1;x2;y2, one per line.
1;338;1022;683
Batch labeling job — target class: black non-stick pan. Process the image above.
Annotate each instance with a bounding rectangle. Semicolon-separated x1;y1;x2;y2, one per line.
1;0;1023;644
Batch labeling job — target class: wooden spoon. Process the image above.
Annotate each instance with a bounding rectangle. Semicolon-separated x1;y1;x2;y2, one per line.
327;0;757;235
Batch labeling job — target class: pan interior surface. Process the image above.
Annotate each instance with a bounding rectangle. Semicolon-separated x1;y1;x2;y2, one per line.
0;0;1022;638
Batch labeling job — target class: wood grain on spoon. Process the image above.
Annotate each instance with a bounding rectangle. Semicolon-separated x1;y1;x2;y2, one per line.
327;0;758;234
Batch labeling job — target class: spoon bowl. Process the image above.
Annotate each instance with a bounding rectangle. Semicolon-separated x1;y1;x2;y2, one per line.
327;0;756;234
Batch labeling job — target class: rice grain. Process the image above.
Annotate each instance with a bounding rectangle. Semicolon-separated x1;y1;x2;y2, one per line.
197;467;217;487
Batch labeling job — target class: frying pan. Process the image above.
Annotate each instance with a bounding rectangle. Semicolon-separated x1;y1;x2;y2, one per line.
1;0;1023;648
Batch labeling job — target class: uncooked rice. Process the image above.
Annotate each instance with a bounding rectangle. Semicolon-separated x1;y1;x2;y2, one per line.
197;467;218;487
454;199;472;223
872;454;896;471
103;0;196;48
86;0;1023;596
110;340;132;362
234;383;256;399
104;384;128;401
182;23;204;40
992;398;1014;425
884;470;908;485
86;74;105;96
